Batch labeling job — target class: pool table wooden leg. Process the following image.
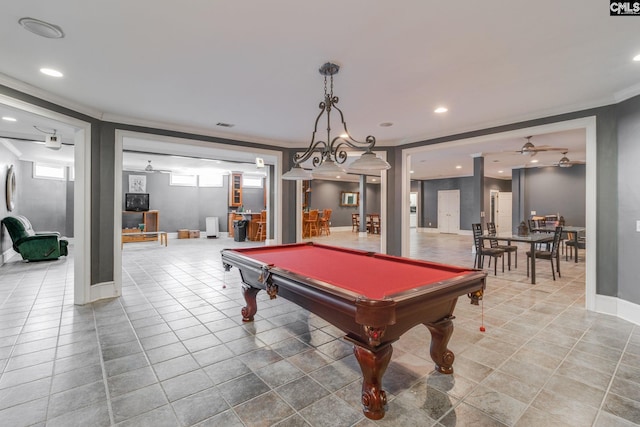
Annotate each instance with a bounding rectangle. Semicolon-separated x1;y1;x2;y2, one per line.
353;344;392;420
425;316;455;374
241;285;260;322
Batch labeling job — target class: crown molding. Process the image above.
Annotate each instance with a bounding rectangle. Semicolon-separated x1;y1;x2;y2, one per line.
614;81;640;103
101;112;298;149
0;73;103;120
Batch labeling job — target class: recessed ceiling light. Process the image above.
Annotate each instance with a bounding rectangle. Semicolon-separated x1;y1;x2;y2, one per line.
498;170;504;173
410;170;414;174
336;175;341;179
455;165;462;169
371;178;377;182
633;53;640;62
531;159;539;163
2;116;17;122
378;122;393;127
40;68;63;77
434;107;448;114
19;17;64;39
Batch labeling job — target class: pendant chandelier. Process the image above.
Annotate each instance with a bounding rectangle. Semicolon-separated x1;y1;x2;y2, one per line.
282;62;391;180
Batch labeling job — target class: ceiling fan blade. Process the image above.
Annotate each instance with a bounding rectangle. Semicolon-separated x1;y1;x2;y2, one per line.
530;145;569;152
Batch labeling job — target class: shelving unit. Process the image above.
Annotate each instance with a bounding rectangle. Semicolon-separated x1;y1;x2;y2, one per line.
229;173;243;207
122;210;159;243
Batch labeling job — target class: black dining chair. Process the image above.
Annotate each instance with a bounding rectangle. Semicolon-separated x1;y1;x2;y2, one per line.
472;223;505;275
526;226;563;281
487;222;517;270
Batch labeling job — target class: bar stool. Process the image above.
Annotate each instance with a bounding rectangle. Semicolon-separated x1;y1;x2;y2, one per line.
254;210;267;241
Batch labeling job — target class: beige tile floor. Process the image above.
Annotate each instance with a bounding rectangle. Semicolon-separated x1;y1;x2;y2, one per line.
0;230;638;426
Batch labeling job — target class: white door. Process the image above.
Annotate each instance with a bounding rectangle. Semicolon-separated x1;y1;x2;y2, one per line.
496;192;512;234
438;190;460;234
409;192;418;228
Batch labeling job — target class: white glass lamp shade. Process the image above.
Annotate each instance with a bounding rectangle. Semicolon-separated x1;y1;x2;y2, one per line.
311;159;346;177
282;165;313;180
348;152;391;173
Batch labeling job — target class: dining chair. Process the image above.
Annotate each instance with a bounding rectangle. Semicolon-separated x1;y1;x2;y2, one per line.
319;209;332;236
527;226;563;280
472;223;505;275
369;214;381;234
351;213;360;232
487;222;517;269
564;232;586;261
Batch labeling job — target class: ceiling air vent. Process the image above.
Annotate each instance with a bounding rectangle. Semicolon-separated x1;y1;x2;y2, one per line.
216;122;234;128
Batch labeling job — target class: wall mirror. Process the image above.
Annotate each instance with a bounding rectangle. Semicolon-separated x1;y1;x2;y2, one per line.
340;191;359;207
5;165;16;211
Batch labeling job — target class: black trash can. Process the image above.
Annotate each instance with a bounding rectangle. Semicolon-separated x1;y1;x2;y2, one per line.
233;220;248;242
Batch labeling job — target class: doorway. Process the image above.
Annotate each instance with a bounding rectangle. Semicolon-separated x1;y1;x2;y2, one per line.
437;190;460;234
409;192;418;228
490;190;512;234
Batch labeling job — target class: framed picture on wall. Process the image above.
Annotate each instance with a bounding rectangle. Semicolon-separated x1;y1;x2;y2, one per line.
129;175;146;193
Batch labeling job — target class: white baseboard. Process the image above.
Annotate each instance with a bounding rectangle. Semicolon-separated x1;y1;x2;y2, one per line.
1;246;18;265
89;281;120;302
594;294;640;326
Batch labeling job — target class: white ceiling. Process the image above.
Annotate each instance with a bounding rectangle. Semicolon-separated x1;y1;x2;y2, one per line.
1;1;637;179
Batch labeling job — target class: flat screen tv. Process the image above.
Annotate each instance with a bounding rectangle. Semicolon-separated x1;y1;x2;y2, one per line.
125;193;150;212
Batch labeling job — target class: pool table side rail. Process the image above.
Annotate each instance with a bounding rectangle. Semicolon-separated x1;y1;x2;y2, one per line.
221;248;487;349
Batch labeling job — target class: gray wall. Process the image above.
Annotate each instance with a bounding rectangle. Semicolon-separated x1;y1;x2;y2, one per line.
18;161;72;236
617;95;640;304
521;165;586;227
420;176;511;231
308;179;381;227
122;172;264;232
1;156;73;264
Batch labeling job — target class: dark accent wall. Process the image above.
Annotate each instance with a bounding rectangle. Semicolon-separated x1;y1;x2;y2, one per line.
617;95;640;304
308;179;381;227
521;165;586;227
421;177;473;230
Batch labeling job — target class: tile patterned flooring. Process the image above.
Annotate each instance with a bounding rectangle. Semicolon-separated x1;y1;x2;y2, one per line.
0;231;638;426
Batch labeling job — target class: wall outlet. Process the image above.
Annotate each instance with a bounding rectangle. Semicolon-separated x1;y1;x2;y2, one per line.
531;210;536;216
429;222;432;226
637;220;640;232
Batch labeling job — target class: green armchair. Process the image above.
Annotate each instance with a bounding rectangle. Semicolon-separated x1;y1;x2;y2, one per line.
1;215;68;261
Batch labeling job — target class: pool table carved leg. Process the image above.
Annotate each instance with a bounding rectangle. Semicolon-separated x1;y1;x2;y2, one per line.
353;344;392;420
241;285;260;322
425;316;455;374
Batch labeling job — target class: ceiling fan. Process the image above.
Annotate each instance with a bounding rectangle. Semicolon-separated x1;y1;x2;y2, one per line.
125;160;171;174
554;152;586;168
516;136;568;156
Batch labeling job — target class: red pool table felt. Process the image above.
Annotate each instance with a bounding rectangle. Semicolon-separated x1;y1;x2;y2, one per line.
236;244;473;300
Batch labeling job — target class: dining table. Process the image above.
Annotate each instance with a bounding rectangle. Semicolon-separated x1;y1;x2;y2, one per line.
480;233;554;284
532;225;585;263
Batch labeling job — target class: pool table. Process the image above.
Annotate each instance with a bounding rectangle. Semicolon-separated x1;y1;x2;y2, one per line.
221;242;486;420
